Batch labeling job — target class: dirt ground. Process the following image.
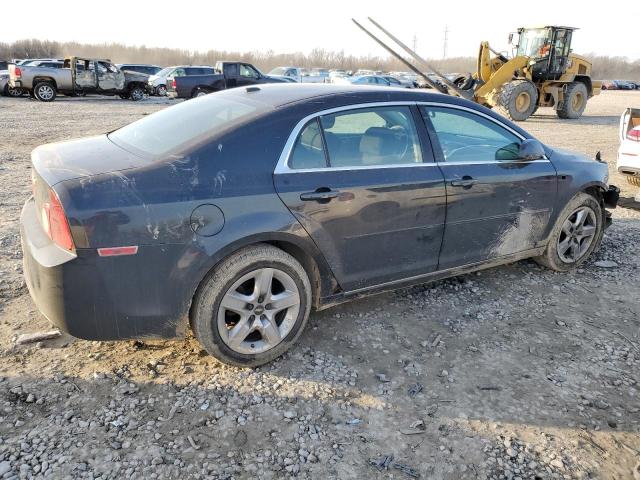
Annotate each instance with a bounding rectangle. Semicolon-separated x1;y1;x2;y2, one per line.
0;91;638;480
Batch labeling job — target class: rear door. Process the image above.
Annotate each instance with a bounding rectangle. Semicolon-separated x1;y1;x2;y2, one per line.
97;61;124;91
420;104;557;269
274;104;446;291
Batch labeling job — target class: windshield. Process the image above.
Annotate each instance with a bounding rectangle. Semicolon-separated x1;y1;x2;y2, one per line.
269;67;287;75
517;28;550;58
109;94;268;157
154;67;174;77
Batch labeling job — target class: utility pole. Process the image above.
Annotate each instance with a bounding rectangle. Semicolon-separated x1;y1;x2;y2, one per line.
412;34;418;52
443;25;449;59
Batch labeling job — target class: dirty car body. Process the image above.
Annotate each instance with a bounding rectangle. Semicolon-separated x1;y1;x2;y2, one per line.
20;84;618;364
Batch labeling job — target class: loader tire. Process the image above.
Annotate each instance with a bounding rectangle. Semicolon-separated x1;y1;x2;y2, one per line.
556;82;588;119
626;175;640;187
497;80;538;122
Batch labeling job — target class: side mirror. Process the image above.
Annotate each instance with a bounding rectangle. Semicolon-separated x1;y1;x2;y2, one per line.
518;139;546;161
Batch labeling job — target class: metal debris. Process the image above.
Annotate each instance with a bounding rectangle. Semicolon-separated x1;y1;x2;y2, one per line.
369;454;393;471
394;462;421;478
408;383;423;396
16;330;61;345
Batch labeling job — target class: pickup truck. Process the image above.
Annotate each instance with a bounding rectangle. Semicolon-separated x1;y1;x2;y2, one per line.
167;61;288;99
9;57;149;102
267;66;329;83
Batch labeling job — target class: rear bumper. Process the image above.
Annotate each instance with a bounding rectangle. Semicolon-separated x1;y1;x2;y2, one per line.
20;197;190;341
9;79;22;88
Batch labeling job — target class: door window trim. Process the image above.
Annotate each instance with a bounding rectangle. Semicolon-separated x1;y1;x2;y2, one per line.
274;101;544;174
275;101;435;174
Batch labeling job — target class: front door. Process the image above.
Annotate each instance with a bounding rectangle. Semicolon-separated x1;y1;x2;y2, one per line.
74;59;97;90
237;63;262;87
97;61;125;92
274;105;446;291
420;105;557;270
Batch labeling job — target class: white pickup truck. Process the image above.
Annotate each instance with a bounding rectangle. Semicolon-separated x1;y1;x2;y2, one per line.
266;67;329;83
617;108;640;187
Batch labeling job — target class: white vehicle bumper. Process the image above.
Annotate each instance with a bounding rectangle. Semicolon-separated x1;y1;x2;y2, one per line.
617;141;640;176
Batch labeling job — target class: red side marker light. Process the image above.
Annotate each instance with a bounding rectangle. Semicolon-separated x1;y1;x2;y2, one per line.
97;246;139;257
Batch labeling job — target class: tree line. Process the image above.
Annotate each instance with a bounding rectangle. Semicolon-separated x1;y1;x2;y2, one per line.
1;38;638;80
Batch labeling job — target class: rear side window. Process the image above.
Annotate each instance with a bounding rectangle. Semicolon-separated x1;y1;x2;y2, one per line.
421;106;521;162
109;95;265;157
320;106;423;167
289;119;327;170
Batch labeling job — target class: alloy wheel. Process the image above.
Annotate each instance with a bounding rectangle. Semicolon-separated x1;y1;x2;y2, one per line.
38;85;54;100
556;206;597;263
216;268;300;355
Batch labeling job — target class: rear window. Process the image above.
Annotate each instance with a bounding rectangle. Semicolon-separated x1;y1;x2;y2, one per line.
108;94;268;157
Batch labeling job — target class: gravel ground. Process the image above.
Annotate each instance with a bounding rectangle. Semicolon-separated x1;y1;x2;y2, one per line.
0;91;639;479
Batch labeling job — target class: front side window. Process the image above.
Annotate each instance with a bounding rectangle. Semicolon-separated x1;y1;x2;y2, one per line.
421;107;521;162
240;64;259;78
289;119;327;170
320;106;423;167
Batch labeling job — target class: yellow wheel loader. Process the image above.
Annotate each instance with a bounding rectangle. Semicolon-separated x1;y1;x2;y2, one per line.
354;19;601;122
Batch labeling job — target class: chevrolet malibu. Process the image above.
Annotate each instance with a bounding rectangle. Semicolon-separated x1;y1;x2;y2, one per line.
21;84;619;367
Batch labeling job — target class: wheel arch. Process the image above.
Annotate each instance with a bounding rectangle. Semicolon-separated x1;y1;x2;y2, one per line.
573;75;593;96
33;76;57;89
186;232;338;333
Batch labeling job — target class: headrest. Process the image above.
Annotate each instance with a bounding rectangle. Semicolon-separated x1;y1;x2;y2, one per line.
322;115;336;129
300;125;323;151
359;127;403;160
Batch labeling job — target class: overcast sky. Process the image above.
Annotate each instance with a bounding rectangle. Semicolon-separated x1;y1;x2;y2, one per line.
2;1;636;60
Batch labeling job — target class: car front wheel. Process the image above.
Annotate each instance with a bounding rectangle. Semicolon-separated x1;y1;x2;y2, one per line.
535;192;603;271
191;244;312;367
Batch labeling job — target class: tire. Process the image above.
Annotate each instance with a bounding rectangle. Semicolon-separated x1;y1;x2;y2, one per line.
33;82;56;102
556;82;588;119
626;175;640;187
156;84;167;96
128;86;145;101
497;80;539;121
192;87;209;98
535;192;604;272
5;85;24;97
191;244;312;368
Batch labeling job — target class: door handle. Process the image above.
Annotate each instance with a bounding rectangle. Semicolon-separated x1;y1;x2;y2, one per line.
300;189;340;202
450;176;477;188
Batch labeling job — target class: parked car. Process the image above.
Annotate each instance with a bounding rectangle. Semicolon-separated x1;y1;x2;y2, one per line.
20;84;619;367
381;75;414;88
267;66;328;83
0;61;9;71
147;66;215;96
337;75;401;87
0;70;24;97
168;61;288;99
614;80;636;90
9;57;149;101
116;64;162;76
617;108;640;186
601;80;617;90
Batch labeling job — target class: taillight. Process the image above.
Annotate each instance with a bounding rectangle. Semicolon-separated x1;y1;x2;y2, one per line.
171;78;176;89
627;128;640;142
41;189;74;251
14;66;21;78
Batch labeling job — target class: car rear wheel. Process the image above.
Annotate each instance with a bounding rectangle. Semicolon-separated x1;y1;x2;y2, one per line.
156;85;167;96
33;82;56;102
6;85;24;97
191;244;312;367
535;192;603;271
192;88;209;98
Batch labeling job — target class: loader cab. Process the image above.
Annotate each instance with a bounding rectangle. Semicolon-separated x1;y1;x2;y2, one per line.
515;26;575;81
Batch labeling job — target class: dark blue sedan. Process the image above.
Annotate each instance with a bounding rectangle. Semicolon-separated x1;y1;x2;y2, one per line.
20;84;619;366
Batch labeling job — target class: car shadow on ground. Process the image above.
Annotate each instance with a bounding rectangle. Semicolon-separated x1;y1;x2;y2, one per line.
619;195;640;211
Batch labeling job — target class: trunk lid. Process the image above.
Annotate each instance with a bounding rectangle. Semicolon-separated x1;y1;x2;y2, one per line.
31;134;152;187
